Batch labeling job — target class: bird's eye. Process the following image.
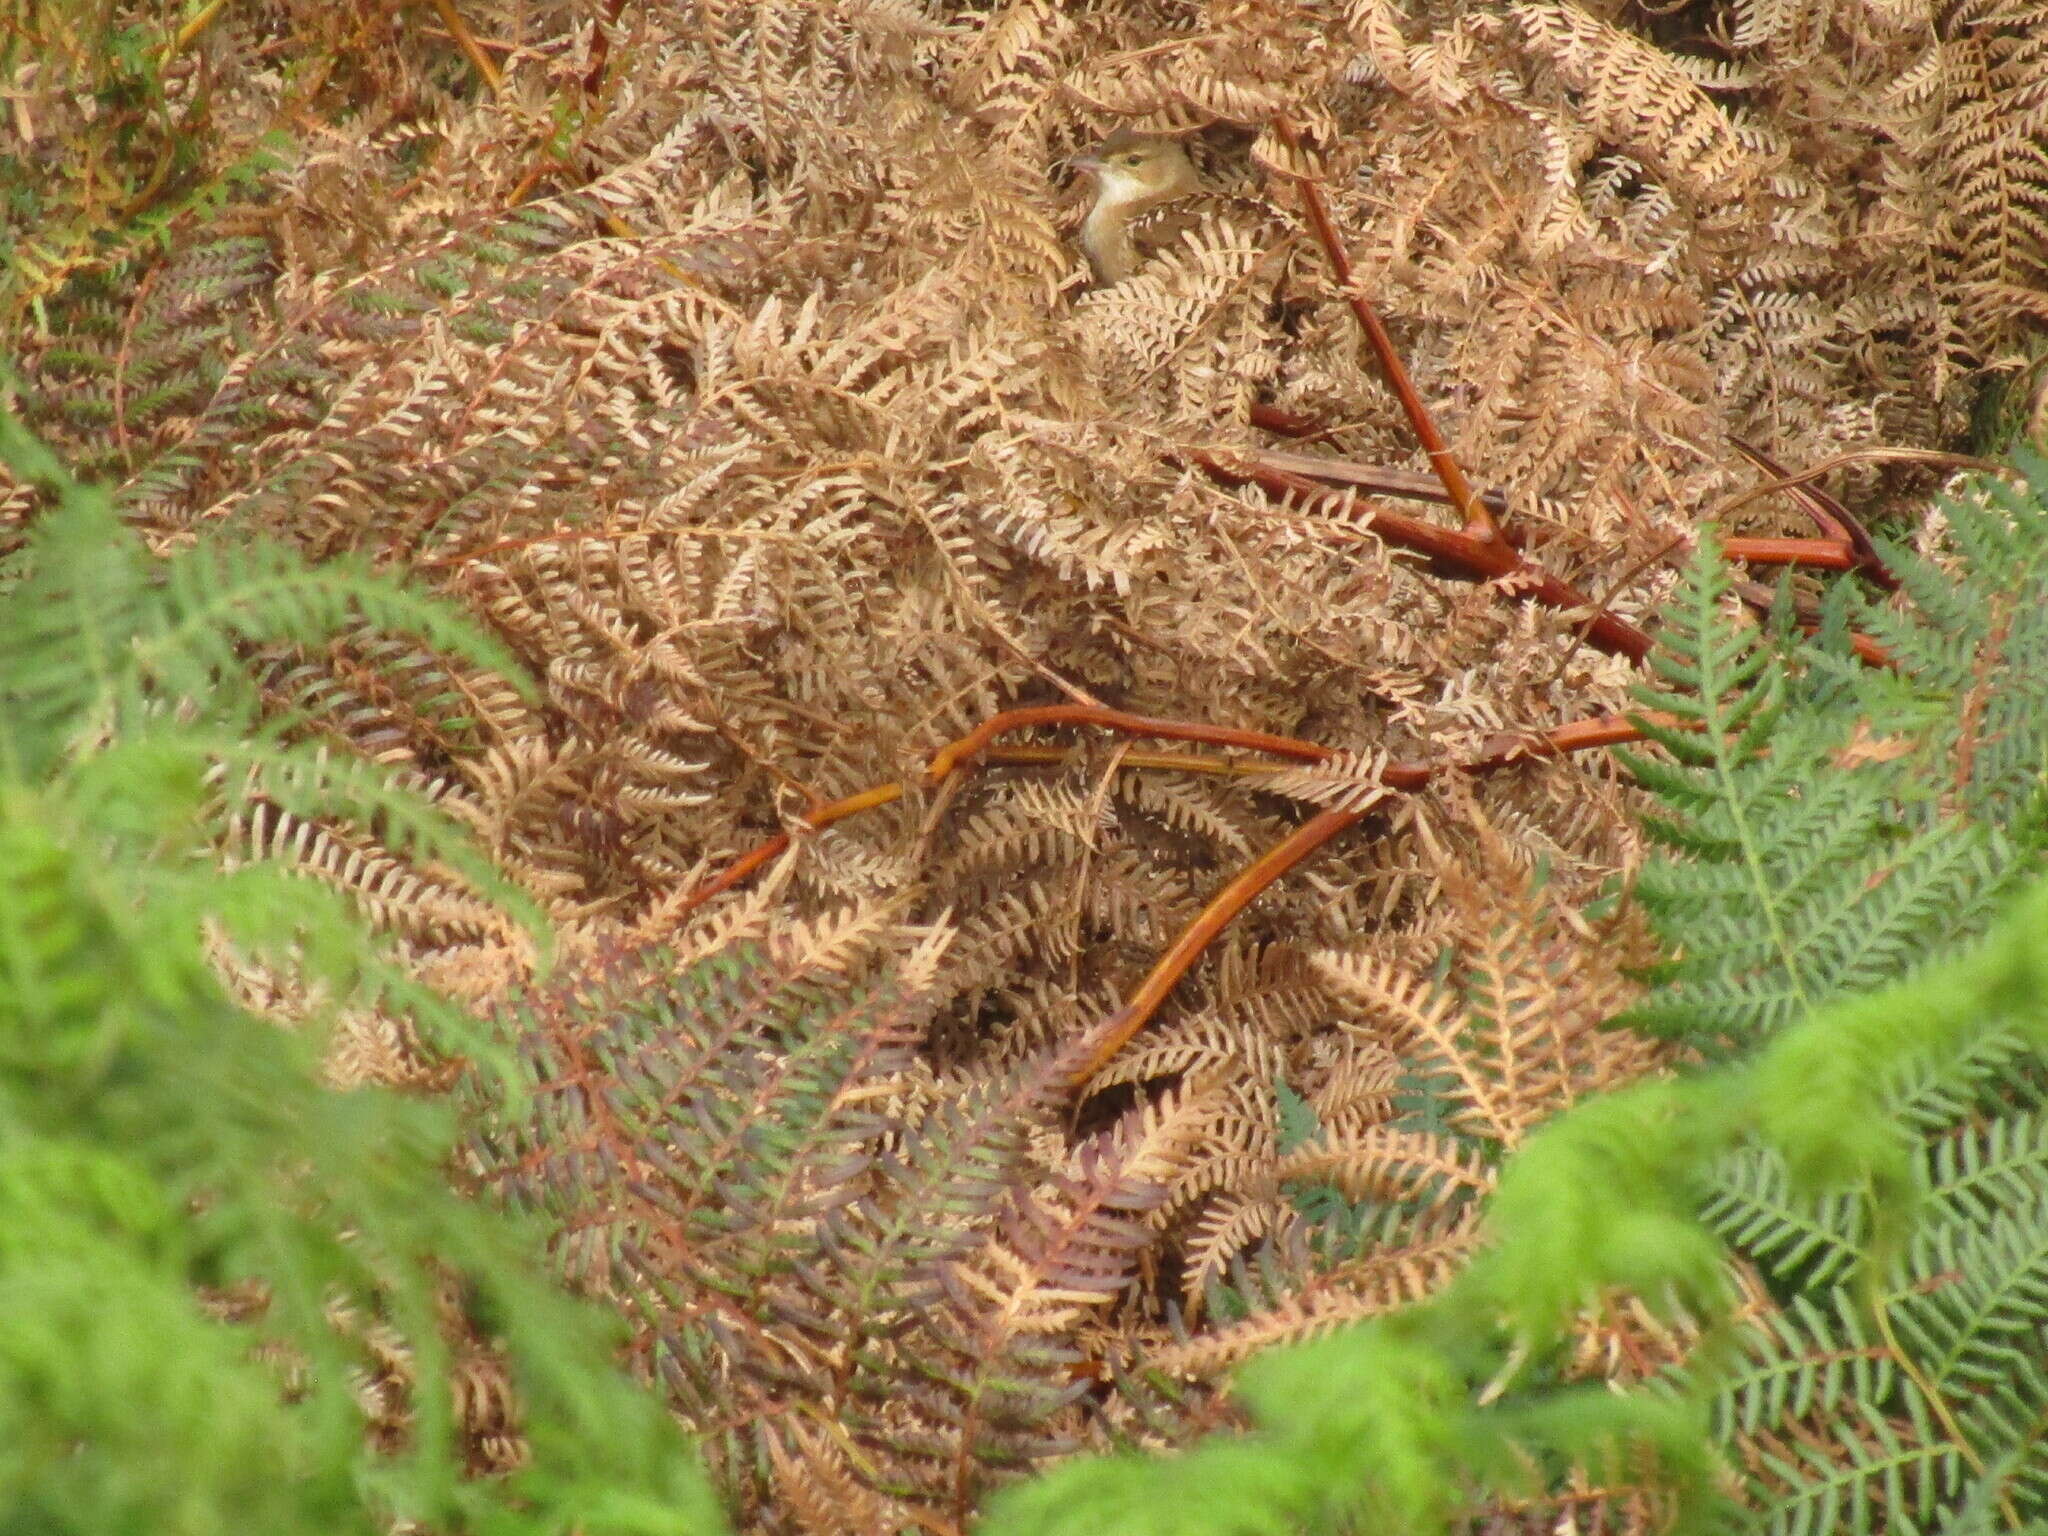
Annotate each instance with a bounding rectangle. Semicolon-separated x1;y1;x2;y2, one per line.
1119;154;1142;166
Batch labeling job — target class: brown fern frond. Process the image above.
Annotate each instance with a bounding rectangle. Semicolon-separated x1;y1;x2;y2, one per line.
16;0;2021;1524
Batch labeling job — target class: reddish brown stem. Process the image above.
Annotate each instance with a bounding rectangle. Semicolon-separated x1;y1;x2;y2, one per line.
582;0;629;97
1731;578;1898;668
663;709;1336;927
924;704;1334;781
1467;711;1660;769
1247;402;1325;438
1073;807;1364;1088
1726;439;1899;591
1272;118;1494;542
1205;452;1654;661
1724;536;1856;571
427;0;504;97
1240;446;1517;533
981;744;1285;777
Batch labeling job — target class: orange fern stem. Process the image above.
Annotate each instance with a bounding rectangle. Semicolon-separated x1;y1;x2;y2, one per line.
582;0;630;98
1246;402;1326;438
1067;710;1657;1090
1726;439;1903;591
1235;446;1519;534
1724;536;1857;571
663;707;1336;925
661;782;908;924
924;704;1335;781
426;0;505;97
1072;806;1365;1090
1271;117;1495;543
983;744;1286;777
1467;711;1662;768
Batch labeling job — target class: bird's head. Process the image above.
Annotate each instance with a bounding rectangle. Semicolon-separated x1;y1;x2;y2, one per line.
1071;131;1202;209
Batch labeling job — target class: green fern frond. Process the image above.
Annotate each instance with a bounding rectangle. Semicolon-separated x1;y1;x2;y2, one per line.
1620;461;2048;1055
1703;1147;1868;1288
0;420;723;1534
1712;1293;1896;1440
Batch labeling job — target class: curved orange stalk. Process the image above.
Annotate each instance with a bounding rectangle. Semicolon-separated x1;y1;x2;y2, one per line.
814;782;909;824
664;708;1336;924
1247;402;1325;438
984;745;1289;777
660;782;906;922
1068;711;1660;1089
925;704;1333;781
1070;806;1363;1088
1467;712;1658;768
1726;439;1905;591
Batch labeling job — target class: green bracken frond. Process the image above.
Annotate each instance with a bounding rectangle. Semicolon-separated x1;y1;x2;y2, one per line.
1619;457;2048;1055
0;420;724;1533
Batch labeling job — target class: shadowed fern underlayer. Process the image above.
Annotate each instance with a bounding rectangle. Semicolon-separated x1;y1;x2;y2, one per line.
471;931;1214;1530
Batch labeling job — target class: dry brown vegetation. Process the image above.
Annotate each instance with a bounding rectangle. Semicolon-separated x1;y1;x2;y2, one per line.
5;0;2046;1528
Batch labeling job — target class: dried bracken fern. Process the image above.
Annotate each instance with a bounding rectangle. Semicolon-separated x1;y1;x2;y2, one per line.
470;924;1198;1528
7;0;2045;1527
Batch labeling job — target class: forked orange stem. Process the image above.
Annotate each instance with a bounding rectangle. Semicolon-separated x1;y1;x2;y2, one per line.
1207;452;1656;661
1272;117;1495;543
657;708;1338;929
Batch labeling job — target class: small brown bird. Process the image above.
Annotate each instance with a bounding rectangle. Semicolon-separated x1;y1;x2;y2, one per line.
1070;130;1216;286
1066;129;1300;425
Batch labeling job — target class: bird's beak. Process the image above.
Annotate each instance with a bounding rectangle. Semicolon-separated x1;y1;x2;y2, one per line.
1070;153;1105;176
